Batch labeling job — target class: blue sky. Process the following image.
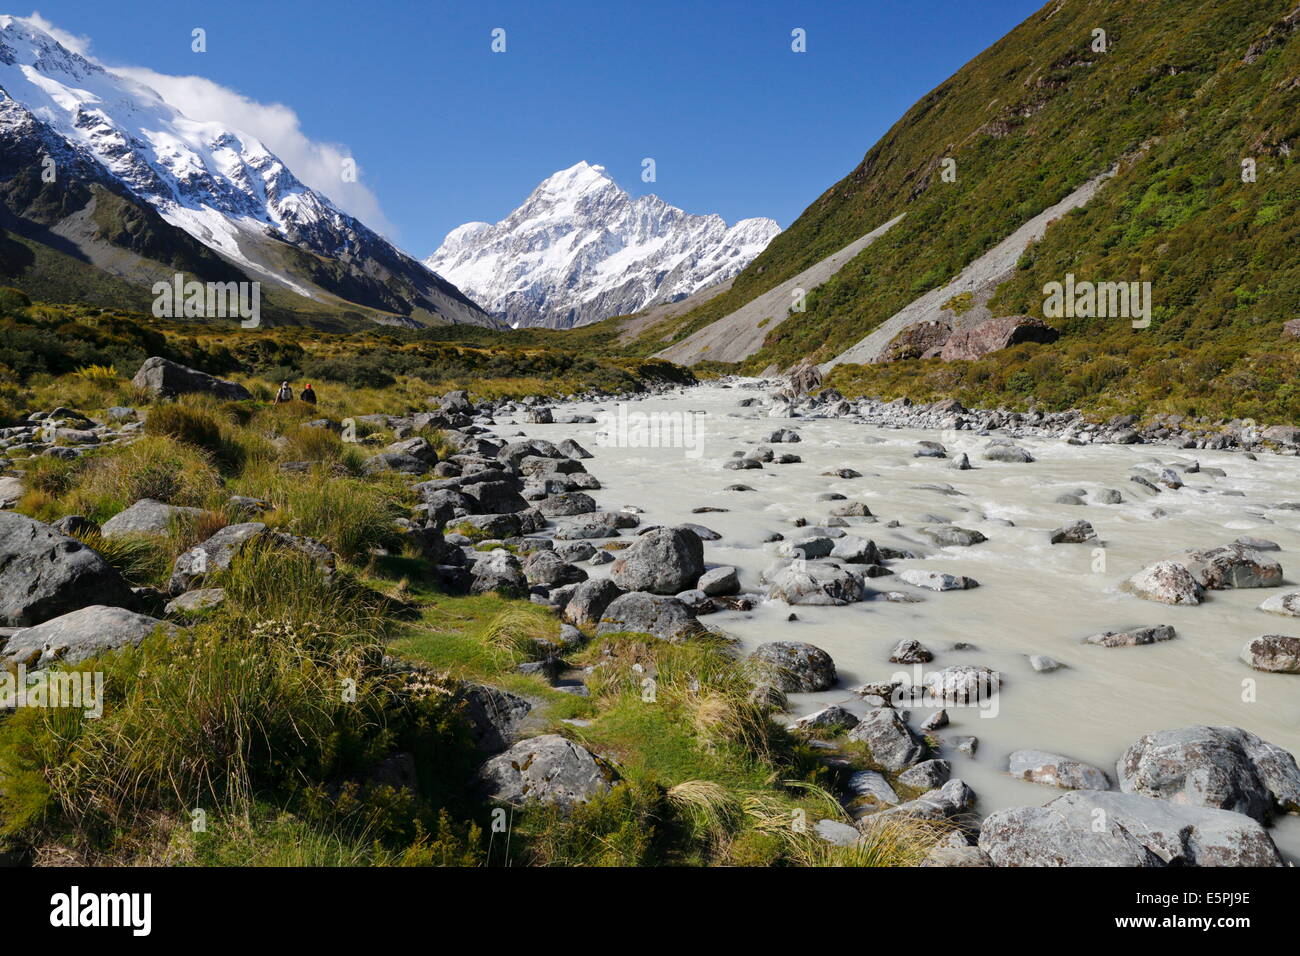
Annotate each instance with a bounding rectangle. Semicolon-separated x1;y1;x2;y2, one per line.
29;0;1044;255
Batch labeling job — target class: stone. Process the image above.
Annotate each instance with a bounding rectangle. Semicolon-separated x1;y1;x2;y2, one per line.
1174;545;1282;590
596;592;702;641
522;550;587;587
922;665;999;704
361;451;430;475
979;791;1282;867
460;684;533;754
464;480;529;515
536;492;597;517
1117;725;1300;823
0;513;135;626
131;356;252;401
469;549;528;597
101;498;205;538
921;846;995;867
1008;749;1110;790
0;475;23;509
764;561;866;606
919;526;987;547
876;778;975;821
1028;654;1064;673
163;588;226;616
698;565;739;596
747;641;836;692
609;526;704;594
563;579;624;630
813;819;862;847
889;639;933;664
792;704;860;732
1;605;178;667
1083;625;1176;648
897;569;979;591
938;316;1059;362
898;760;951;790
982;444;1035;463
168;521;268;593
1050;520;1096;544
1240;634;1300;673
847;707;928;770
1122;561;1204;605
477;734;617;810
844;770;900;808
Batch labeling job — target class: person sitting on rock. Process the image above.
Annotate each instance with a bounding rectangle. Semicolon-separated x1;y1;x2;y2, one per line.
274;381;294;405
301;383;317;405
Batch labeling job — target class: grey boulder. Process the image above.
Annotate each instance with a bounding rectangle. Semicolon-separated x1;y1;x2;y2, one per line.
1;604;178;667
477;734;617;810
0;513;135;626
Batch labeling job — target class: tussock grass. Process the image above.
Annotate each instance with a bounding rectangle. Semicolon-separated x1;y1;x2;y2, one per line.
63;435;223;518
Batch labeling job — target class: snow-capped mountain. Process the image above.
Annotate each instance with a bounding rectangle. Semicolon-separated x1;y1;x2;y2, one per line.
425;162;780;329
0;15;499;328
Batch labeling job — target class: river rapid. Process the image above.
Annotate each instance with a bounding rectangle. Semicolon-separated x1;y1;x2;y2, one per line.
507;380;1300;859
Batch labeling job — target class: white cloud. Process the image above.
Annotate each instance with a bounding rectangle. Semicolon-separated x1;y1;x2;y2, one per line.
25;10;395;236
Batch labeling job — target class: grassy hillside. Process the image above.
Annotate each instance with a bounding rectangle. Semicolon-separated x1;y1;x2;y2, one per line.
622;0;1300;421
0;296;695;423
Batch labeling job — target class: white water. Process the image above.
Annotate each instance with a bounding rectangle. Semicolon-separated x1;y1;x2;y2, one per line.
509;382;1300;859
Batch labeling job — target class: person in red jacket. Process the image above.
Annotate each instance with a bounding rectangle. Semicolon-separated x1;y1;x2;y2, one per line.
301;383;317;405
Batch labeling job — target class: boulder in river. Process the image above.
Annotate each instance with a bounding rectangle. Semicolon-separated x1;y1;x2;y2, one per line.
764;561;866;605
1083;624;1176;648
979;790;1282;866
1117;725;1300;823
897;569;979;591
609;526;704;594
1122;560;1204;605
1240;634;1300;673
1049;520;1096;544
1007;749;1110;790
1258;591;1300;617
982;444;1035;464
746;640;836;692
1173;544;1282;590
919;525;987;547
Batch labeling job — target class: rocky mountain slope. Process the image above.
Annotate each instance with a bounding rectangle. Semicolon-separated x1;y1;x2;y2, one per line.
620;0;1300;421
0;15;501;329
425;161;779;329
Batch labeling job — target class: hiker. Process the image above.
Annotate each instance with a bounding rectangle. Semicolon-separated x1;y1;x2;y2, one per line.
301;383;317;405
274;381;293;405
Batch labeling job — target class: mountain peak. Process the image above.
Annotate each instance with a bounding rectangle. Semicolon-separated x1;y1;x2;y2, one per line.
425;163;779;329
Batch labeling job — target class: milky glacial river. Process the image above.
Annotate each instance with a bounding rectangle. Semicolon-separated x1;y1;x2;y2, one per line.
509;382;1300;859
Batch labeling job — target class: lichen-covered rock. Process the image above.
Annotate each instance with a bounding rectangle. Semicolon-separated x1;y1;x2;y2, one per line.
1083;624;1176;648
1173;544;1282;590
477;734;617;810
563;578;624;630
1122;560;1204;606
1240;634;1300;673
979;791;1282;867
459;684;533;754
747;640;836;693
469;549;528;597
1117;725;1300;823
939;316;1059;362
